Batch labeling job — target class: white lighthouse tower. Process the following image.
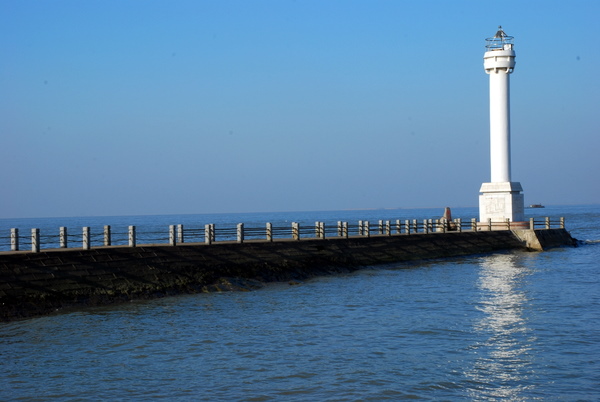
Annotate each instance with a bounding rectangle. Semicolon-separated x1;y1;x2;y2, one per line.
479;26;525;224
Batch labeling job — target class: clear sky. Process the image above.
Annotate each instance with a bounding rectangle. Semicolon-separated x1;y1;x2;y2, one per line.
2;0;599;218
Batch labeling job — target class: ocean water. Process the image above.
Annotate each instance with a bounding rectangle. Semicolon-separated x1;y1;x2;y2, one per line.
1;205;599;400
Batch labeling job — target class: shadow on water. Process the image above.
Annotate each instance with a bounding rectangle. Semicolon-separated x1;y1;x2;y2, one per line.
465;252;536;400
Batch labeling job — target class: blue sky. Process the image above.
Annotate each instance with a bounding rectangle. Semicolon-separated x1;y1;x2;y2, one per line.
2;0;599;218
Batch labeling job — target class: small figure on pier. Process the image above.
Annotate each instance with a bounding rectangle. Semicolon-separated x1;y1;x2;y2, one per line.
440;207;457;231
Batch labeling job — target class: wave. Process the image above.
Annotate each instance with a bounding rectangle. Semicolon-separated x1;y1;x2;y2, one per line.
577;239;600;246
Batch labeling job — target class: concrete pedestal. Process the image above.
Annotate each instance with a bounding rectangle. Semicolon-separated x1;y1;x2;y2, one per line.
479;181;525;222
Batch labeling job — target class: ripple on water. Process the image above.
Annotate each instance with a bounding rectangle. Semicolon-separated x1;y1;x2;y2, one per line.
1;215;599;401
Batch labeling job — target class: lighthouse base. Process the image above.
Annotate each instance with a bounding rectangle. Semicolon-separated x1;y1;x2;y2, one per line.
479;181;525;223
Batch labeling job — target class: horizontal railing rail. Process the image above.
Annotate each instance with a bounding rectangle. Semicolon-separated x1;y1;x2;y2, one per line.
0;217;565;253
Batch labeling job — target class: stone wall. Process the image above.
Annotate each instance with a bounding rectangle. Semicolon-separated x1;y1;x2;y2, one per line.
0;229;574;321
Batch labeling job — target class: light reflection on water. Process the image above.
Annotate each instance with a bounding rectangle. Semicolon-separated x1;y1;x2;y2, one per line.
2;203;600;400
467;252;536;400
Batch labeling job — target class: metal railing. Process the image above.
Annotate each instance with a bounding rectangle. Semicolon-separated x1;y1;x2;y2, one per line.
0;217;565;253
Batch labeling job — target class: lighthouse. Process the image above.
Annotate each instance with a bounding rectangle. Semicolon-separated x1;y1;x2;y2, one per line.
479;26;525;224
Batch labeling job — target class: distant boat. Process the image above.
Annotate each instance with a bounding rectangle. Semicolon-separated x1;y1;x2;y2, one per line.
529;204;545;208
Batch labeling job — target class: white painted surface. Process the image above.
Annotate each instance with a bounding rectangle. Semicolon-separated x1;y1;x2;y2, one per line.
488;71;511;182
479;187;525;223
479;31;524;223
484;48;515;183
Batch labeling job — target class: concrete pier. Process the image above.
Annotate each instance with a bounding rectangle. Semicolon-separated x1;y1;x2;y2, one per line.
0;227;575;321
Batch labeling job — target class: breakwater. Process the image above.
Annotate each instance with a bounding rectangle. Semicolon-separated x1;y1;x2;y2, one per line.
0;217;575;321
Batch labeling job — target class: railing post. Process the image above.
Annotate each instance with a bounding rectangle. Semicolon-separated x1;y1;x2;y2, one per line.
11;228;19;251
266;222;273;242
424;219;429;234
205;224;212;244
386;220;391;236
364;221;370;237
292;222;299;240
506;218;511;230
457;218;462;233
530;217;535;231
412;219;417;233
471;218;477;231
315;221;321;238
169;225;177;246
343;222;348;238
321;222;326;239
396;219;401;234
545;217;551;229
83;227;90;250
560;217;565;229
104;225;111;246
337;221;342;237
488;218;492;231
358;220;363;236
60;227;68;248
405;220;410;234
129;225;136;247
237;223;244;243
378;220;384;235
31;228;40;253
177;224;184;244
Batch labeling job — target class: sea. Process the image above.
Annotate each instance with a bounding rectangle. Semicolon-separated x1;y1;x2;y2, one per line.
1;205;599;401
